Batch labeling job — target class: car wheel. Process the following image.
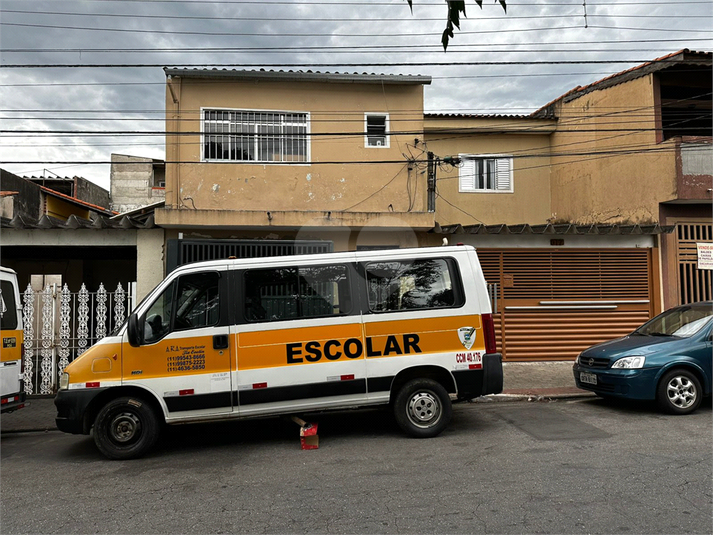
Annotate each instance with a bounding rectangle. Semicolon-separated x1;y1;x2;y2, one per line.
93;397;160;460
656;369;702;415
394;378;452;438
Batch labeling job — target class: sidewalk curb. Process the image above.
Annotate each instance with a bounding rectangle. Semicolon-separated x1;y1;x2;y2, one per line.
475;392;596;403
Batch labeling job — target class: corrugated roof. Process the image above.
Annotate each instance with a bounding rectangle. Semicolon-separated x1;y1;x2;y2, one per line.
430;223;675;235
425;113;535;120
164;67;431;85
38;185;116;216
2;213;156;230
532;49;712;118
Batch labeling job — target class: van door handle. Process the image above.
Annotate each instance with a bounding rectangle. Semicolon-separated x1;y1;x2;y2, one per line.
213;334;229;350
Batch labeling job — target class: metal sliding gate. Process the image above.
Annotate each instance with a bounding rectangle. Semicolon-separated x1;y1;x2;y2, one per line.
22;282;136;395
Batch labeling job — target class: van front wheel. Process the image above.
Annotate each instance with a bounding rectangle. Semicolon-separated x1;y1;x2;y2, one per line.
394;378;452;438
93;397;160;460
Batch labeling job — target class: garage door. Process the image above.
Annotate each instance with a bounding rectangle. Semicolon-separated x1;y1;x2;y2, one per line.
478;249;654;361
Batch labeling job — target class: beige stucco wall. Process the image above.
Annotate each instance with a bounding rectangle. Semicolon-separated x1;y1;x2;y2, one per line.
549;75;677;224
135;229;165;300
424;118;555;226
164;76;427;225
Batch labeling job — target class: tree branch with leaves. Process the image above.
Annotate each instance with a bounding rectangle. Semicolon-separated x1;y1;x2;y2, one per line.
406;1;507;50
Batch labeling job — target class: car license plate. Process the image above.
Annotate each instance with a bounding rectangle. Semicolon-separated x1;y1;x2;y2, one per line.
580;372;597;385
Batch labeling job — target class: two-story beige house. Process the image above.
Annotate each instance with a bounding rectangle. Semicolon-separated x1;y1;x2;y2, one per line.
154;51;711;361
155;69;435;255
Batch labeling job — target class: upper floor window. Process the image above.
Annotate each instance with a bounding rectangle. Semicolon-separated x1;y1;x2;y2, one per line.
459;155;513;193
203;109;308;163
365;113;389;148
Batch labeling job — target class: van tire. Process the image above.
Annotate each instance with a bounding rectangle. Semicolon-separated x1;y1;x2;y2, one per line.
93;397;160;460
656;369;702;415
394;378;452;438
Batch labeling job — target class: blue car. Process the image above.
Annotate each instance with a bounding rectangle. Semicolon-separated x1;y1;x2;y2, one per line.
573;302;713;415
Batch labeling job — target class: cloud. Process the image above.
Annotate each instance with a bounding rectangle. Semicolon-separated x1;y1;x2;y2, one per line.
0;0;711;188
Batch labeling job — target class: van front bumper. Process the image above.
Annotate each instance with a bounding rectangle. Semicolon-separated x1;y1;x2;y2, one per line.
453;352;503;400
55;388;106;435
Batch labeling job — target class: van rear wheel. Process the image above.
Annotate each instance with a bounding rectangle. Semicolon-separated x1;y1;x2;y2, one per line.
394;378;452;438
93;397;160;460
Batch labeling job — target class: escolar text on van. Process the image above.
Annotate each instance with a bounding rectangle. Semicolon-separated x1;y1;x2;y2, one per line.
55;246;503;459
1;267;26;414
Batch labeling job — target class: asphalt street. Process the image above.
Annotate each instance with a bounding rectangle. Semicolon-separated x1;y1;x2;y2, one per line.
1;397;711;534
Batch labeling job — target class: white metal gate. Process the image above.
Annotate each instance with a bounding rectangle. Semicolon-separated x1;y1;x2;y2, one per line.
22;282;136;395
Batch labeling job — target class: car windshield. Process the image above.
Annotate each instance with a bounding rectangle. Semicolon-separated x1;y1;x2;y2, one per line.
635;304;713;338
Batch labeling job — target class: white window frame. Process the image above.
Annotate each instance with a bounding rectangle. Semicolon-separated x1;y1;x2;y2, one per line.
201;107;311;164
458;154;514;193
364;112;390;149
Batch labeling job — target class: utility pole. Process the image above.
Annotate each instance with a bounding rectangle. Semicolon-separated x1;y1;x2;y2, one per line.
427;151;436;212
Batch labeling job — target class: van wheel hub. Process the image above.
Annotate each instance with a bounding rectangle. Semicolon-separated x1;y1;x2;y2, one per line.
408;391;441;426
110;412;141;443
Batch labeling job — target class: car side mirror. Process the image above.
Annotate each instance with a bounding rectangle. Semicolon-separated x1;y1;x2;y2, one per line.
127;313;142;347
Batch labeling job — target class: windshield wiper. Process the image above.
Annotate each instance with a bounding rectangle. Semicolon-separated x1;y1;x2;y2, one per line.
644;331;671;337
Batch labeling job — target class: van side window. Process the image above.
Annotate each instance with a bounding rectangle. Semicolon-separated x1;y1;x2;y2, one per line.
174;272;220;331
0;281;18;330
244;265;351;322
144;281;175;344
365;258;460;312
143;272;220;343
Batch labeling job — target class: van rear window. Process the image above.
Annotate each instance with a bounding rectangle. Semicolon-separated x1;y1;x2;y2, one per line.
0;280;18;330
365;258;461;313
244;265;351;322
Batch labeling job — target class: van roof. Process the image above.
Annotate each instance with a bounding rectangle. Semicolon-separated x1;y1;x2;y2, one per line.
171;245;475;275
0;266;18;276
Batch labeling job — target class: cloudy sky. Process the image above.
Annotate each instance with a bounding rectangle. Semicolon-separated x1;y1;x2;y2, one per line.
1;0;711;189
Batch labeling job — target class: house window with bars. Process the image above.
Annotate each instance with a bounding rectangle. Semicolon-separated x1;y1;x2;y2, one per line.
203;109;309;163
458;155;513;193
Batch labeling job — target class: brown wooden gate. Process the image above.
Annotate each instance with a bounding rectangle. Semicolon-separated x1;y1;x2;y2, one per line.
478;248;654;361
676;223;713;304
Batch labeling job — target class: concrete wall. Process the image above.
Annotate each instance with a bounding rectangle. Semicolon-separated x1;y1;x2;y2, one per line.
164;76;427;226
549;75;678;224
424;117;555;225
75;177;110;208
110;154;165;213
0;170;42;219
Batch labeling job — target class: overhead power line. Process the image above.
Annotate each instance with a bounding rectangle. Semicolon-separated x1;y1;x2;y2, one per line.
3;36;711;54
4;58;712;68
3;142;710;167
5;9;711;22
1;21;710;38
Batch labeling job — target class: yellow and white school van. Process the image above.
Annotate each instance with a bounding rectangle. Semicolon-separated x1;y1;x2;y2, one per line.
55;245;503;459
1;266;26;413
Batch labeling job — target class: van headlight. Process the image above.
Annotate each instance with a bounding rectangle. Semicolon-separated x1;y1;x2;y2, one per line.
59;372;69;390
611;356;645;369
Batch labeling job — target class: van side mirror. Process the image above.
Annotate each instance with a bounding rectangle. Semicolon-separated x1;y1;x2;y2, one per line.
127;314;141;347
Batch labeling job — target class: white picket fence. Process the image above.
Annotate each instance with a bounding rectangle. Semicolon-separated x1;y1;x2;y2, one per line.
22;282;136;395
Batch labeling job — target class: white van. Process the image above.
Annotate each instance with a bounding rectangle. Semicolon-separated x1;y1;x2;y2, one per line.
56;246;503;459
1;267;26;413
